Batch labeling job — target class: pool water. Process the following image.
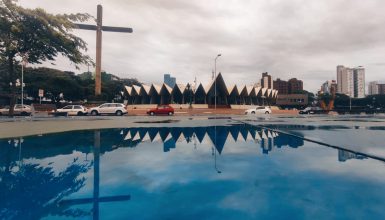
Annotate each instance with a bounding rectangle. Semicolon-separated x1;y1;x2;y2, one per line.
1;124;385;219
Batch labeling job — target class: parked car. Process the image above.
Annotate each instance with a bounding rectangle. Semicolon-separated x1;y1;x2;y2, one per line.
0;104;32;116
147;105;175;116
55;105;88;116
244;106;272;115
88;103;127;116
299;107;324;114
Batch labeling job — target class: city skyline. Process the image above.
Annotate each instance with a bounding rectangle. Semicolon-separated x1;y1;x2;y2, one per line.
18;0;385;93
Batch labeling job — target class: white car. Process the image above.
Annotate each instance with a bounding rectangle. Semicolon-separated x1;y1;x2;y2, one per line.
245;106;272;115
88;103;127;116
0;104;32;116
55;105;88;116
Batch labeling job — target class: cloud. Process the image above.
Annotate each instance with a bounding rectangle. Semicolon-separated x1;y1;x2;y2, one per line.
18;0;385;92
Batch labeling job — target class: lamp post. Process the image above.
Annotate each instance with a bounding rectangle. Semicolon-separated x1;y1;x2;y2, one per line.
21;55;28;107
214;54;221;111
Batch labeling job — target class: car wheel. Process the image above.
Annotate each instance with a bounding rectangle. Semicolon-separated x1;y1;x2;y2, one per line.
21;111;29;116
116;110;123;116
265;111;270;114
150;112;154;116
251;111;255;114
91;110;98;116
77;112;83;116
168;112;173;116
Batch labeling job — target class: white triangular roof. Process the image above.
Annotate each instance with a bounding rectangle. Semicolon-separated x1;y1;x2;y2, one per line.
225;132;235;142
125;86;132;96
176;83;186;93
133;85;141;95
177;133;185;142
142;132;151;142
254;86;261;96
246;85;254;96
261;88;267;97
132;132;141;141
152;132;162;142
164;133;173;142
138;84;150;95
267;89;272;97
124;131;132;140
163;83;173;94
254;132;261;141
261;130;268;139
238;85;249;96
227;85;236;95
237;132;245;142
204;79;215;94
246;131;254;141
151;84;161;94
267;130;273;138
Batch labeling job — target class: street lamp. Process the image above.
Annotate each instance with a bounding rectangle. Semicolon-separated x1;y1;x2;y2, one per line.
214;54;221;111
21;54;28;107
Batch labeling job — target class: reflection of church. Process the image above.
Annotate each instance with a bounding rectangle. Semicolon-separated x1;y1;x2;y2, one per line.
0;125;370;219
338;150;367;162
124;73;278;106
119;125;303;155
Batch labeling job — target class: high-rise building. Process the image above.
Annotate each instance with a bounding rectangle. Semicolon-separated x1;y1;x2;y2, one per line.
273;77;304;94
369;81;385;95
261;72;273;89
321;80;337;94
288;78;303;94
273;78;288;94
353;67;365;98
164;74;176;88
379;84;385;95
336;65;365;98
369;81;379;95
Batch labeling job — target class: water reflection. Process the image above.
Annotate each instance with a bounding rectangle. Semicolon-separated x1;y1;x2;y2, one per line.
0;125;370;219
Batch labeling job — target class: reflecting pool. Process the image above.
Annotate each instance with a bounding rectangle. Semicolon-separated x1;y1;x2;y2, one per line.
1;124;385;219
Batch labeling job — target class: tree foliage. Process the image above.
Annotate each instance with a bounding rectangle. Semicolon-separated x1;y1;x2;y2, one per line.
2;65;140;103
0;0;93;114
0;0;92;65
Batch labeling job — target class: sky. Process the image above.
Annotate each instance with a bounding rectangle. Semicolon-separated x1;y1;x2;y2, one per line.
18;0;385;92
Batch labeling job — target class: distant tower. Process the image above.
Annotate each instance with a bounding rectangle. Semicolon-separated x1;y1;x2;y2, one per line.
261;72;273;89
164;74;176;88
337;65;365;98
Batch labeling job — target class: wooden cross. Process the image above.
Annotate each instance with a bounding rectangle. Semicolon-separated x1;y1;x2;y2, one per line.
75;5;133;96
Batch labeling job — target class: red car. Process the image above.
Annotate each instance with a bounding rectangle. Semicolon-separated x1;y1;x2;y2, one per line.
147;105;175;116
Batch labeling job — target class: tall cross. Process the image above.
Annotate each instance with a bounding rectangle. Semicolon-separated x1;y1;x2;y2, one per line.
75;5;133;96
59;131;131;220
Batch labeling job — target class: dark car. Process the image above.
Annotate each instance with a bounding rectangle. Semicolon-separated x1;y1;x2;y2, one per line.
147;105;174;116
299;107;325;114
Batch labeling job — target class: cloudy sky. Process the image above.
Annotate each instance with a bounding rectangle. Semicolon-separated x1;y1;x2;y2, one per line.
19;0;385;92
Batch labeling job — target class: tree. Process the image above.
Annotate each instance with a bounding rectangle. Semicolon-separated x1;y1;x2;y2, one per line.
0;0;92;115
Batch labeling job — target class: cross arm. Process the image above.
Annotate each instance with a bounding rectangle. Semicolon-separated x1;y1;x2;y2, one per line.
59;195;131;206
74;23;97;31
74;23;133;33
102;26;133;33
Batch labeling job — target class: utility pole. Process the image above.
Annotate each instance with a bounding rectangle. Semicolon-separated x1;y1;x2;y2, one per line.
214;54;221;111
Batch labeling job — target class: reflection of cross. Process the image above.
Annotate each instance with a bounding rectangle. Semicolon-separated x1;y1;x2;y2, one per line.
60;131;130;220
75;5;133;96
